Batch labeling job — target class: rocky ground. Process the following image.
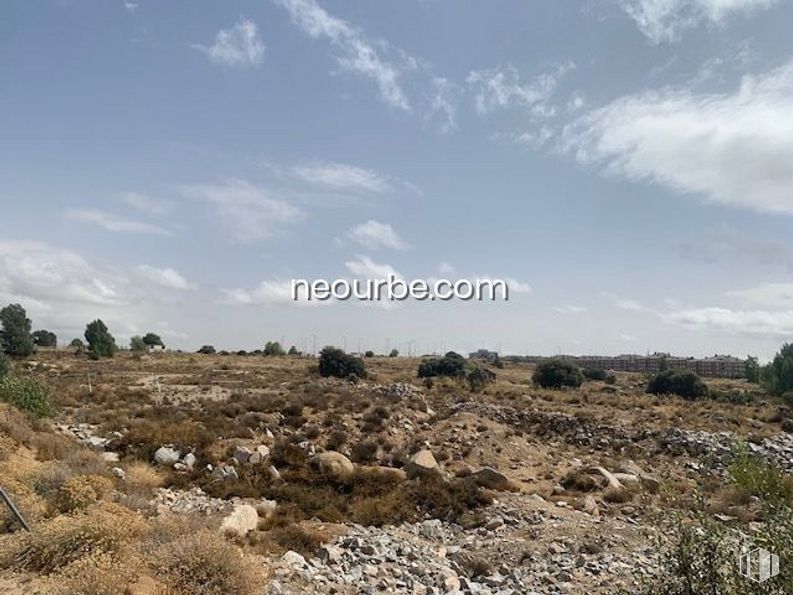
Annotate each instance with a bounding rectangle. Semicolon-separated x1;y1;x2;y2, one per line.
3;352;790;594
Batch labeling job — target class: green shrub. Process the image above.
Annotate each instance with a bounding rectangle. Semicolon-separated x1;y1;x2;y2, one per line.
0;376;54;418
197;345;216;354
388;349;399;358
532;359;583;389
467;366;494;392
764;343;793;399
84;319;116;359
0;353;9;378
129;336;146;352
318;346;366;379
264;341;286;356
364;350;375;358
582;368;607;381
417;351;468;379
647;369;708;400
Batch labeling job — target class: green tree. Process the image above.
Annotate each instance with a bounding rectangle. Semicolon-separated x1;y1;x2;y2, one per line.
318;346;366;379
142;333;164;348
197;345;216;354
287;345;299;356
263;341;286;356
647;369;708;400
389;349;399;358
745;355;761;384
764;343;793;399
84;319;117;359
0;304;35;356
31;329;57;348
69;338;85;354
532;359;583;389
364;350;375;357
417;351;468;379
0;352;9;378
130;336;147;352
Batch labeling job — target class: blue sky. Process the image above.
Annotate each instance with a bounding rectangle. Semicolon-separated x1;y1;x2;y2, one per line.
2;0;793;359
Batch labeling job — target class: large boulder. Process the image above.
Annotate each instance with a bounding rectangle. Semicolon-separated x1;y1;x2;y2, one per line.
405;450;440;479
153;446;180;466
310;451;355;480
470;467;513;491
220;504;259;538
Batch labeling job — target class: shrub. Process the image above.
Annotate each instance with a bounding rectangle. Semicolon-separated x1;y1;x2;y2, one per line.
417;351;468;379
646;369;708;400
149;529;264;595
0;376;54;418
267;523;328;556
318;346;366;379
56;474;114;513
197;345;216;354
364;350;375;358
0;303;34;356
0;503;146;574
389;349;399;357
288;345;299;355
0;352;9;378
745;355;761;384
142;332;164;348
582;368;608;381
52;551;142;595
129;336;146;352
84;319;116;359
532;359;583;389
467;366;494;392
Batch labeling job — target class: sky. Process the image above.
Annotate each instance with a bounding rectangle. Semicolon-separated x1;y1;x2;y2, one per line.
2;0;793;359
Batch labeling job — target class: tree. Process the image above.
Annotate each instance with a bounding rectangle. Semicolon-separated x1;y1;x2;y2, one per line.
745;355;761;384
318;346;366;379
647;369;708;400
197;345;216;354
364;350;375;358
582;367;608;381
142;333;164;348
84;319;117;359
389;349;399;358
0;304;34;356
417;351;468;379
69;338;85;354
264;341;286;356
0;352;9;378
764;343;793;399
467;366;495;392
31;330;57;348
532;359;583;389
288;345;300;356
130;336;147;352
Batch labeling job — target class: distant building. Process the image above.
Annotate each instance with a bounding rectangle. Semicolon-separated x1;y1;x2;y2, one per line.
147;344;165;353
505;353;747;378
469;349;499;363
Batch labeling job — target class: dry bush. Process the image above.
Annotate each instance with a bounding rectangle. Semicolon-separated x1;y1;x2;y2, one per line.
0;403;34;445
34;432;76;461
0;476;48;531
0;431;15;460
61;448;111;477
56;474;114;513
125;461;165;494
51;550;143;595
350;439;379;464
0;502;146;574
603;486;634;503
561;469;600;492
267;523;328;556
149;529;264;595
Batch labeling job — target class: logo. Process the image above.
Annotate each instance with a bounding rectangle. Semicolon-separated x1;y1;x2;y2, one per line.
738;545;780;584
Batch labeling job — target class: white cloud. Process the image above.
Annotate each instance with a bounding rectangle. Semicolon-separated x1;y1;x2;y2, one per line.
619;333;639;341
179;180;303;243
466;62;574;115
220;279;327;307
426;77;459;133
274;0;411;110
135;265;195;291
437;262;455;275
292;162;393;193
664;306;793;336
347;220;408;250
505;278;533;294
553;304;588;313
65;209;172;235
601;291;651;312
620;0;778;43
123;2;138;13
193;19;265;69
119;192;172;215
344;255;401;279
727;282;793;307
562;59;793;214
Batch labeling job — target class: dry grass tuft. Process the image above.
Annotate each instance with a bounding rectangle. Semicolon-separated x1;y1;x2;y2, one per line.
56;474;114;513
51;550;143;595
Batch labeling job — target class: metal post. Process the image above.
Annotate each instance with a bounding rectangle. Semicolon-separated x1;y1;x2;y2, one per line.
0;487;31;532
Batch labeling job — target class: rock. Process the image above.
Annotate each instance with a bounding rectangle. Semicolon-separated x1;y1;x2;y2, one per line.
318;544;344;564
249;445;271;464
282;550;307;569
470;467;512;491
582;494;599;516
405;450;440;479
233;446;253;464
256;498;277;519
359;465;408;481
310;451;355;480
612;473;640;485
220;504;259;537
153;446;180;466
111;467;126;480
101;451;120;463
183;452;196;470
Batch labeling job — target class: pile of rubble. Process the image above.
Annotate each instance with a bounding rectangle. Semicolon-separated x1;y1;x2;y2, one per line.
152;487;231;515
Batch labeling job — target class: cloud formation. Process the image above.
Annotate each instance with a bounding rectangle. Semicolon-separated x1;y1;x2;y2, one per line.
65;209;172;235
135;265;195;291
347;220;408;250
193;19;265;68
292;162;393;193
562;59;793;214
274;0;411;110
467;62;574;116
620;0;778;43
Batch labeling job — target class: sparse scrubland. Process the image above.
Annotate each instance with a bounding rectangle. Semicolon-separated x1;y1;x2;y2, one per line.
0;332;791;593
